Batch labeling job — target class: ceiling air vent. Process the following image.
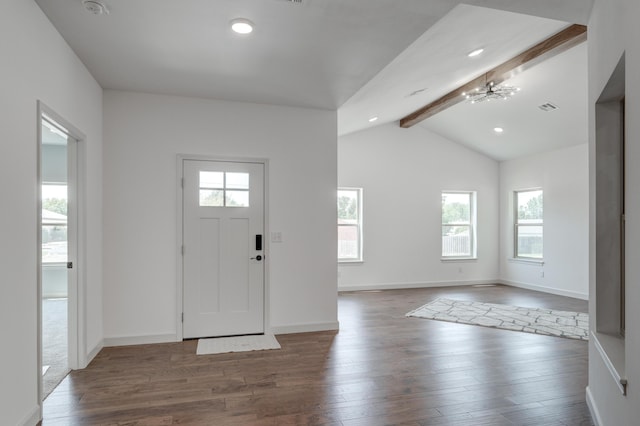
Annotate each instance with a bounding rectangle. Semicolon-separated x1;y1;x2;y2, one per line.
538;102;559;112
277;0;303;3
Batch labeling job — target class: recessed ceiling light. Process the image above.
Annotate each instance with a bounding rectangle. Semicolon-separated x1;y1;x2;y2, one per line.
467;48;484;57
230;18;254;34
494;127;504;133
368;116;379;123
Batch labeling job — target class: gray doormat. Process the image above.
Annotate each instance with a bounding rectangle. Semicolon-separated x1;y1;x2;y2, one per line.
406;298;589;340
197;334;281;355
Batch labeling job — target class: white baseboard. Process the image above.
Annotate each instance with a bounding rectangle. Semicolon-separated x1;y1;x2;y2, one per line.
103;333;177;347
338;279;498;292
585;386;602;426
270;321;339;335
19;405;40;426
103;324;341;345
499;279;588;300
84;340;103;367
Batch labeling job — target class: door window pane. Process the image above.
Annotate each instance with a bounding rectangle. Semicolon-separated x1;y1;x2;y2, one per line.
200;189;224;207
226;172;249;190
198;171;249;207
200;171;224;189
225;190;249;207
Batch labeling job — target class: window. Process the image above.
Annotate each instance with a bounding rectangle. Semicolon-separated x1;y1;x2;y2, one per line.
514;189;543;259
338;188;363;262
199;171;249;207
42;183;68;263
441;191;476;258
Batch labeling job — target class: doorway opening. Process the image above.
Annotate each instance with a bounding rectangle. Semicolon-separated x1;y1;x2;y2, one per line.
38;107;81;400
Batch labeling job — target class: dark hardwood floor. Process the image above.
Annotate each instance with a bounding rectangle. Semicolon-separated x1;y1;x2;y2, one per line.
42;284;593;425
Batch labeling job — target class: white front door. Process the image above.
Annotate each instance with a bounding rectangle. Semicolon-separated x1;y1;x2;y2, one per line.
182;159;265;338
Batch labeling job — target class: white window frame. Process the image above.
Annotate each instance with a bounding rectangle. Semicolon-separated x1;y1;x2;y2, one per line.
441;191;477;259
514;188;544;260
338;187;363;262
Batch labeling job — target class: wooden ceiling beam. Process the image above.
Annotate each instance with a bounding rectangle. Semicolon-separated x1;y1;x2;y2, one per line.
399;24;587;129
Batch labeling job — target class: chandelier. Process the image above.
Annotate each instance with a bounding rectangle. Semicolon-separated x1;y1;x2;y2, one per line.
462;81;520;104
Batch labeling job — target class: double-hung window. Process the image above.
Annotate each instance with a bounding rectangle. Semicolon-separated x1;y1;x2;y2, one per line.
338;188;363;262
441;191;476;258
514;189;543;259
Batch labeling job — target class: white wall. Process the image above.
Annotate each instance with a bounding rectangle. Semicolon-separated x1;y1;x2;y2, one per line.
338;123;499;290
587;0;640;424
499;144;589;299
0;1;103;424
102;91;338;342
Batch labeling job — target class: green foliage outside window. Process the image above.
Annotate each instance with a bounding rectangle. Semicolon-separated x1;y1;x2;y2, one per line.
43;198;67;215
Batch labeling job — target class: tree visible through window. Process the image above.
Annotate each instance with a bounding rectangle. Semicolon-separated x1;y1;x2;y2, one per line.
338;188;362;261
442;192;476;258
514;189;543;259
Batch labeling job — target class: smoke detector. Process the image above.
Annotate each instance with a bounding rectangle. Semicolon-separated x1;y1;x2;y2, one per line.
83;0;109;15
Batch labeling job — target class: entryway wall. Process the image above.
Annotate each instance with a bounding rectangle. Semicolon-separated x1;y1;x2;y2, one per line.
0;1;103;423
102;90;339;345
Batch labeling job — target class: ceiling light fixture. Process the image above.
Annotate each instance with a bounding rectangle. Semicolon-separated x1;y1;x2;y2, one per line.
230;18;254;34
494;127;504;133
82;0;109;15
462;80;520;104
368;116;379;123
467;48;484;57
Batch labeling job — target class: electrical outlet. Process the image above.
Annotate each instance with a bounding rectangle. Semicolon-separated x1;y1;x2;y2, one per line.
271;231;282;243
458;267;463;273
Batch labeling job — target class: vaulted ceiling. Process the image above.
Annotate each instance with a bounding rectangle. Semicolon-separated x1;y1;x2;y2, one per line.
35;0;593;160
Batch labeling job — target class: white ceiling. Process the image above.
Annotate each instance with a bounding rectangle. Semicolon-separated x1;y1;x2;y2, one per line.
420;41;587;161
35;0;593;161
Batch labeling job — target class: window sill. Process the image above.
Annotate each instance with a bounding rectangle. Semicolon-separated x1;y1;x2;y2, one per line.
42;262;68;268
441;257;477;262
508;258;544;265
339;260;364;265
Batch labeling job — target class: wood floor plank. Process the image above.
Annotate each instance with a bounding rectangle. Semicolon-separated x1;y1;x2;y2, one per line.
43;284;593;425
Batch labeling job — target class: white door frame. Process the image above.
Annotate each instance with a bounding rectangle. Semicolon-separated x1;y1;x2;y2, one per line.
37;102;87;405
175;154;270;341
